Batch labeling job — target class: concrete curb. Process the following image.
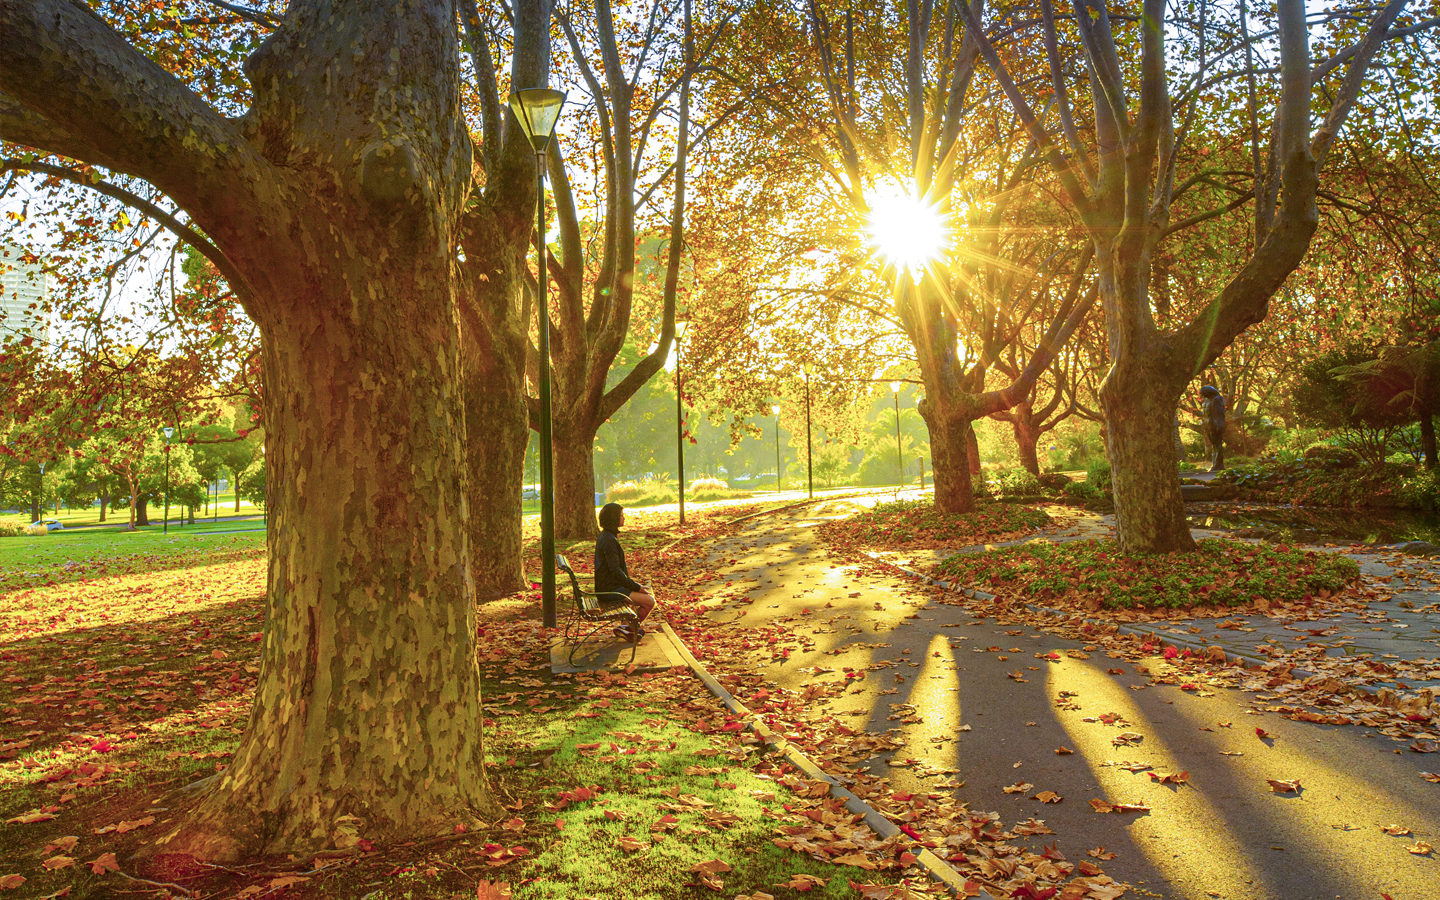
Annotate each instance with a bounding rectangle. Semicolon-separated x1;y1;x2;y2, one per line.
657;621;986;899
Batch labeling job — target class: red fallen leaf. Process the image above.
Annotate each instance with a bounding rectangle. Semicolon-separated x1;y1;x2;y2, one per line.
1162;646;1179;659
86;852;119;876
1256;727;1274;740
357;838;375;852
501;817;524;831
475;881;512;900
1040;842;1066;860
1010;886;1058;900
0;875;25;889
784;873;826;891
40;857;74;871
89;741;115;753
1149;770;1190;785
43;836;78;854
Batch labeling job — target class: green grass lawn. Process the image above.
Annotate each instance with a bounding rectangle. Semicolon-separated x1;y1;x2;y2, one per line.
1;490;266;531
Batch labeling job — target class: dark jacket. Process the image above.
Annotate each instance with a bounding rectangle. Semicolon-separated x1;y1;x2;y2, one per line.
594;528;643;595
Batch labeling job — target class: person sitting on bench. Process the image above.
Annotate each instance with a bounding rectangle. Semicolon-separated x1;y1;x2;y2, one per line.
595;502;655;642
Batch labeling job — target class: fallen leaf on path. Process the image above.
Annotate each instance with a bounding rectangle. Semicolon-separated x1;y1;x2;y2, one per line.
475;881;512;900
1111;732;1143;747
1380;824;1411;836
1410;739;1437;753
1088;847;1116;860
1033;791;1062;803
43;837;78;854
1055;746;1073;755
1255;728;1275;740
1422;772;1440;783
1003;782;1034;793
784;873;827;891
1149;771;1190;785
1266;778;1302;793
1089;799;1150;813
87;853;118;876
1406;842;1432;856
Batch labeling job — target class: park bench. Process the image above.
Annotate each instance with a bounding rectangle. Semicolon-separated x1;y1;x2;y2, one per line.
556;554;639;667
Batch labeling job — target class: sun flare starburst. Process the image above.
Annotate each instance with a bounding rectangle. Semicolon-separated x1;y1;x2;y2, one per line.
864;186;950;281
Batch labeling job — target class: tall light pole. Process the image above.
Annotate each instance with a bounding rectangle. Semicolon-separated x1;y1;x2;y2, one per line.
890;382;903;493
771;403;782;494
510;88;567;629
803;366;813;498
35;461;44;525
162;426;174;534
674;320;688;525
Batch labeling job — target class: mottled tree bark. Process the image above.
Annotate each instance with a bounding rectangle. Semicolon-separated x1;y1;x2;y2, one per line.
921;399;979;512
1;0;493;861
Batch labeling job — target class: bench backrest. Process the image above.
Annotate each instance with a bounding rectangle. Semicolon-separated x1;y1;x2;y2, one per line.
555;553;602;614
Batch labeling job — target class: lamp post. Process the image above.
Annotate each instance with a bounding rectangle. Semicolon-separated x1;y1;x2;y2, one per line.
35;461;44;525
890;382;903;493
162;426;174;534
771;403;782;494
510;87;567;630
674;320;688;525
803;366;813;499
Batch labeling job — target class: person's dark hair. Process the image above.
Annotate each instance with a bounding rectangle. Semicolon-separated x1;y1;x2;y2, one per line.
1200;385;1221;398
598;502;624;532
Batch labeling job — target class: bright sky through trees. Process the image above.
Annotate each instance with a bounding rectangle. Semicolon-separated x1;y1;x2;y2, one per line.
863;183;950;283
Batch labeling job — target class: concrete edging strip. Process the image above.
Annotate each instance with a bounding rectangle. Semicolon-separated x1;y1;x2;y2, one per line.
657;622;984;899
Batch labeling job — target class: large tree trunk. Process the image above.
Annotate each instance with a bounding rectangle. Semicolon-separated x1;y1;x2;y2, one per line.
136;497;150;527
98;490;107;523
1007;401;1043;476
0;0;498;864
459;262;529;599
553;417;599;538
920;399;979;513
160;274;492;860
1099;367;1196;553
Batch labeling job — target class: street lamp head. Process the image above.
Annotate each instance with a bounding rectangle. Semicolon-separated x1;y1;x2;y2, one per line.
890;381;902;394
771;403;781;415
162;426;174;441
508;89;567;154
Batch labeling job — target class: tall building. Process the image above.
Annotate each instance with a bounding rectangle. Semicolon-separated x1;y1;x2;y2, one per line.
0;243;51;343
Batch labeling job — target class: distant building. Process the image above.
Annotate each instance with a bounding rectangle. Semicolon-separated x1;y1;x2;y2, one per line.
0;243;51;343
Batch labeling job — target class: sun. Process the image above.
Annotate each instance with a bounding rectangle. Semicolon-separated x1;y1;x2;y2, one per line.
864;184;950;281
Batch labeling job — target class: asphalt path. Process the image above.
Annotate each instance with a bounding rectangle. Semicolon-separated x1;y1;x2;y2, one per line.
693;498;1440;900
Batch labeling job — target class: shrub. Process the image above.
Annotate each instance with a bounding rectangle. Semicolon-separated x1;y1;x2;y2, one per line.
993;468;1042;497
1302;445;1360;469
1084;457;1112;491
1063;481;1101;501
687;476;734;502
24;523;50;536
605;480;677;507
0;521;31;537
1397;469;1440;509
1037;472;1072;490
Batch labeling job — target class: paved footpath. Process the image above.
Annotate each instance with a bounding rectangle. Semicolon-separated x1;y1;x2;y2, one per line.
691;498;1440;900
